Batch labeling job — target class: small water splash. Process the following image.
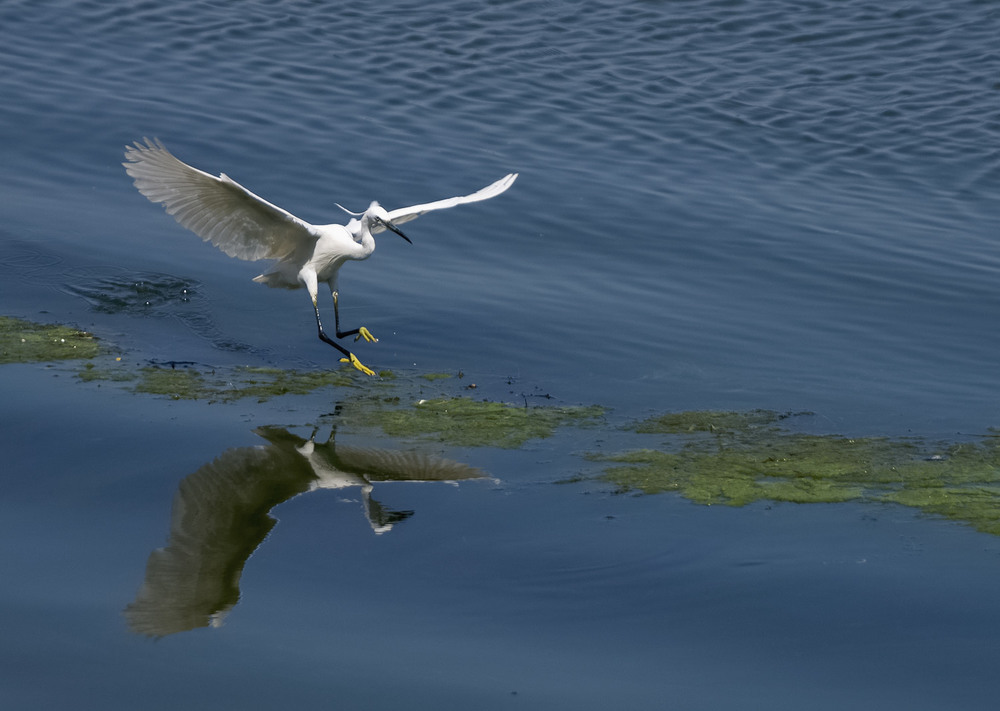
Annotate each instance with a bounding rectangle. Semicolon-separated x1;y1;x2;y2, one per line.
63;269;259;355
64;270;199;316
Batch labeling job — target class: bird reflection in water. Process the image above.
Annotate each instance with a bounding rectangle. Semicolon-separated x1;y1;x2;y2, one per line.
124;424;486;637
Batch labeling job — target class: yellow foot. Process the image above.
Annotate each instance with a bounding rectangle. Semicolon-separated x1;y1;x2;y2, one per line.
355;326;378;343
340;353;375;376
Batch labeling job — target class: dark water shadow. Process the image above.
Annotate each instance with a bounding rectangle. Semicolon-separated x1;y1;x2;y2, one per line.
124;420;486;637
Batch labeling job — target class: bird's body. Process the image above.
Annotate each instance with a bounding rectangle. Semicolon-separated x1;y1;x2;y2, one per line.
252;221;364;290
123;138;517;374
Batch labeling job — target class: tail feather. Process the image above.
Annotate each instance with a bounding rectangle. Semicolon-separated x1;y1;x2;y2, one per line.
252;269;300;290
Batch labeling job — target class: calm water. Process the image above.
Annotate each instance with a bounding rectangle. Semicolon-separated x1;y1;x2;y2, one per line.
3;0;1000;708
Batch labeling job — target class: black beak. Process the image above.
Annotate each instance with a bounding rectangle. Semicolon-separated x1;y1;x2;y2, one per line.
383;219;412;244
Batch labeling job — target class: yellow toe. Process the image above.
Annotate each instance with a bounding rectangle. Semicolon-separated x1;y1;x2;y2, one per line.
340;354;375;376
355;326;378;343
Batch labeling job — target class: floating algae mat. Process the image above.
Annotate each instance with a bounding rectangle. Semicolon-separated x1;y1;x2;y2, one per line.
0;316;99;363
341;396;604;449
62;333;603;447
593;410;1000;535
78;362;357;402
9;315;1000;535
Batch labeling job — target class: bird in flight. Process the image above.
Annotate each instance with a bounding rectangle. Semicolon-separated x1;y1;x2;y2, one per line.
123;138;517;375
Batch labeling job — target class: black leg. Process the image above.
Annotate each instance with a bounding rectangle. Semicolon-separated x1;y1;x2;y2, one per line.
333;292;377;342
312;299;352;357
333;292;360;338
312;298;376;376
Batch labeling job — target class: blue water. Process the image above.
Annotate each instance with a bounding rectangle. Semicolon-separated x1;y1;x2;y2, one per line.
3;0;1000;708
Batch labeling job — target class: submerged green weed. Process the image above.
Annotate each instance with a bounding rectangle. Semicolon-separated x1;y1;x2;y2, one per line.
345;396;604;448
134;366;210;400
14;316;1000;536
633;409;794;434
0;316;99;363
229;366;353;400
78;361;136;383
125;364;356;402
87;361;602;446
74;360;358;402
595;410;1000;535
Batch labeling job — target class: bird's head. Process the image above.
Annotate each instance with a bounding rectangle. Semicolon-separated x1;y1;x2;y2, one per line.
367;202;412;244
335;200;412;243
342;201;411;243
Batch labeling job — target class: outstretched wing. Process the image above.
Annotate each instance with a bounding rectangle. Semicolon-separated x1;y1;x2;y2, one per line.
123;138;316;262
375;172;518;233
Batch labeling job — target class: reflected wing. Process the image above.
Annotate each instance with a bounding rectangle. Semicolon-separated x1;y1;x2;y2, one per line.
123;138;316;261
124;442;317;637
332;445;486;482
376;173;518;233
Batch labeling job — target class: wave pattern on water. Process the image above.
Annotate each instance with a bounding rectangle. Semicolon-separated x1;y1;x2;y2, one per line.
4;0;997;188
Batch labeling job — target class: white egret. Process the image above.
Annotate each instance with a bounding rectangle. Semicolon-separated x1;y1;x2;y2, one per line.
123;138;517;375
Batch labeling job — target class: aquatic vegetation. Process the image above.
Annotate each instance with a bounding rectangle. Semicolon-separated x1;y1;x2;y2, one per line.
10;314;1000;537
227;366;354;400
134;366;211;400
78;361;136;383
595;410;1000;535
0;316;99;363
632;408;795;434
93;363;356;402
1;317;599;451
344;396;604;449
71;355;362;401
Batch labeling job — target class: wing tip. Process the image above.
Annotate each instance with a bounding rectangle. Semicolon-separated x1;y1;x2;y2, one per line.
493;172;518;194
123;136;168;161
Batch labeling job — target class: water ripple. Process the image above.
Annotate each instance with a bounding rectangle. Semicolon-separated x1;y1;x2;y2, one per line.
63;270;259;355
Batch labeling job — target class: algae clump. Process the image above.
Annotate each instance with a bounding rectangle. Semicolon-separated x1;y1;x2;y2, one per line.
229;366;353;400
346;396;603;449
595;410;1000;536
0;316;99;363
78;361;136;383
633;409;793;434
121;364;356;402
134;366;210;400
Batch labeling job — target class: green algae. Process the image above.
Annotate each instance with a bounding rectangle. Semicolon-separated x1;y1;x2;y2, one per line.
0;316;99;363
79;357;602;447
593;437;897;506
14;315;1000;537
595;410;1000;535
72;359;360;402
344;396;604;449
228;366;353;400
633;408;794;434
121;364;357;402
133;366;210;400
77;361;137;383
